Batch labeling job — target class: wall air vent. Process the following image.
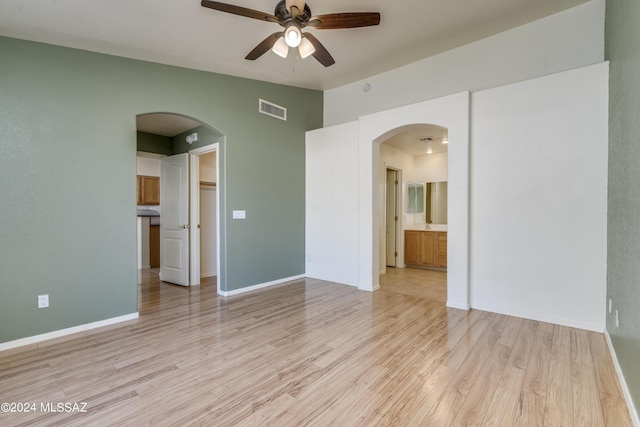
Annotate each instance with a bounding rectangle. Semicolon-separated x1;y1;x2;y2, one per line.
259;99;287;121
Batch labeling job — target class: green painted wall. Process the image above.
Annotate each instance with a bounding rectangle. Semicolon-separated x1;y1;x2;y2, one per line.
171;125;223;154
137;131;172;155
605;0;640;416
0;36;322;343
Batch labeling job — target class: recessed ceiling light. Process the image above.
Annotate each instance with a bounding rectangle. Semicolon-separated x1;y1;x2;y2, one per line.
426;148;433;154
442;138;448;144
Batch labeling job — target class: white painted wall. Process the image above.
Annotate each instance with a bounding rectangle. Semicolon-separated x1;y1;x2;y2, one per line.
324;0;605;126
470;62;608;331
307;63;608;331
306;122;359;286
380;144;416;181
414;153;448;184
136;156;161;177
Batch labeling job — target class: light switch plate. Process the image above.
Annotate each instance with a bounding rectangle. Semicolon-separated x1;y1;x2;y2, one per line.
232;210;246;219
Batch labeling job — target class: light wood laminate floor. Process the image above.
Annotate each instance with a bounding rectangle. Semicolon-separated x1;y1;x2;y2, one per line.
380;266;447;302
0;269;632;426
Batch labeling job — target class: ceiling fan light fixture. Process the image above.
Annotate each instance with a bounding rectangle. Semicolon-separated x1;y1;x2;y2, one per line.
284;25;302;47
271;37;289;58
200;0;379;67
298;37;315;59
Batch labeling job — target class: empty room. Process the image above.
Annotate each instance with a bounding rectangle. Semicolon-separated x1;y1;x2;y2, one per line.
1;0;638;425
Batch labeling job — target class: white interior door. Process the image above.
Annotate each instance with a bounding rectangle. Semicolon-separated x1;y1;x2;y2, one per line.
160;153;190;286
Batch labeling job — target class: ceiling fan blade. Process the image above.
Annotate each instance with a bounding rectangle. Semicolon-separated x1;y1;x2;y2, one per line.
303;33;335;67
201;1;279;24
307;12;380;29
245;32;282;60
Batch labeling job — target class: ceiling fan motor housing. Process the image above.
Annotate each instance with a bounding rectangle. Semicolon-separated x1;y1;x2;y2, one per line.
276;0;311;25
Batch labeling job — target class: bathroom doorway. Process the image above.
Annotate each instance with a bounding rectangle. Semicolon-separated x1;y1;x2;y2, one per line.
378;124;449;301
385;168;400;268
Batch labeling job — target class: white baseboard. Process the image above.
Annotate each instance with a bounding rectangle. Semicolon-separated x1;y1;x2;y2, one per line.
218;275;306;297
304;273;357;288
471;302;604;332
0;312;139;353
201;272;217;278
605;330;640;427
447;300;471;311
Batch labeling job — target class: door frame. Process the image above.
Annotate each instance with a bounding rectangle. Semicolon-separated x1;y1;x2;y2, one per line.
384;166;402;272
189;143;220;292
358;92;470;310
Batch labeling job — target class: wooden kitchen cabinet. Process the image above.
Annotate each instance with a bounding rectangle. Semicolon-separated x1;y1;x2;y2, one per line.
137;175;160;205
404;230;447;269
149;225;160;268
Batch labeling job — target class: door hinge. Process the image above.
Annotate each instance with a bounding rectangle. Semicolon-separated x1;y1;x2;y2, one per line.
395;216;398;221
395;252;398;257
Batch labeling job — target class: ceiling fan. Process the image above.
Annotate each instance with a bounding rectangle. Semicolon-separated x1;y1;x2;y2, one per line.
201;0;381;67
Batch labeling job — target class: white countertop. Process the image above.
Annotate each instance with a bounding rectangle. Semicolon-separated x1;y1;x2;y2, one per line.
405;224;448;232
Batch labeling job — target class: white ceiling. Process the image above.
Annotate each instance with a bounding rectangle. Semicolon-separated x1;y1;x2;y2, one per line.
384;124;449;156
0;0;588;91
137;114;202;137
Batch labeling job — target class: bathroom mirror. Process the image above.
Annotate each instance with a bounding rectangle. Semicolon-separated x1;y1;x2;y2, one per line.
425;181;448;224
407;182;424;214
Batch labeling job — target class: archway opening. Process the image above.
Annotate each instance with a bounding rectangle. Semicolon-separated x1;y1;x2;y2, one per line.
135;112;225;301
357;92;470;310
376;123;449;302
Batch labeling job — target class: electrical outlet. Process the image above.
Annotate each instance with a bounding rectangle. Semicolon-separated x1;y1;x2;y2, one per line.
38;294;49;309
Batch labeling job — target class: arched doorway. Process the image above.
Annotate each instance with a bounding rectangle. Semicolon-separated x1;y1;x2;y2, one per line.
377;123;449;300
357;92;470;310
135;112;224;293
